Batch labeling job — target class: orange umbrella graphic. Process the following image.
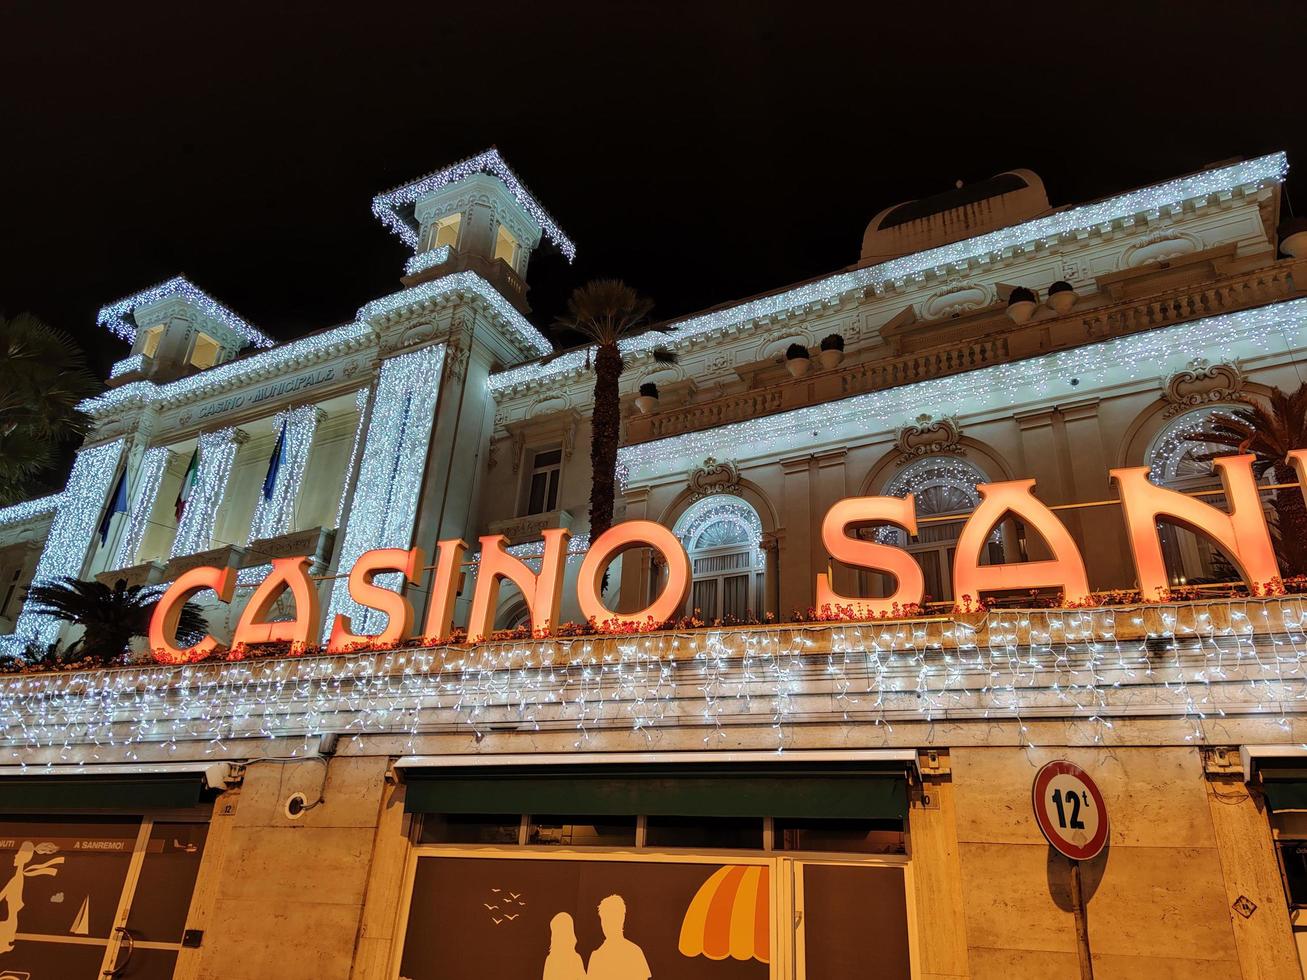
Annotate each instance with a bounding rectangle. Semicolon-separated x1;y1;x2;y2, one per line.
678;865;769;964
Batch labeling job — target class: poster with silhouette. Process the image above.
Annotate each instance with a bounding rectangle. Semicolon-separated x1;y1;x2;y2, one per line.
398;857;771;980
0;816;208;979
0;817;139;978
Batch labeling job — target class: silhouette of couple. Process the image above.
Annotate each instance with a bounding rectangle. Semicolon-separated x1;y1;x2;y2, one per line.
543;894;650;980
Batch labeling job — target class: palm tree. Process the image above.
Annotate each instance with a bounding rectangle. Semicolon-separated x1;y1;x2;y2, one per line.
553;281;657;540
22;577;209;665
0;312;100;505
1184;385;1307;575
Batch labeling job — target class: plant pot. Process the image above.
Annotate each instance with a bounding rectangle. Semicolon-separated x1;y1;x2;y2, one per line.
634;395;659;415
1047;290;1077;314
1282;230;1307;259
818;348;844;370
786;357;811;378
1006;300;1037;324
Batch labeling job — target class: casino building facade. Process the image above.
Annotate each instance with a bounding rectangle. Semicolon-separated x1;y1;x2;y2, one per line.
1;150;1307;978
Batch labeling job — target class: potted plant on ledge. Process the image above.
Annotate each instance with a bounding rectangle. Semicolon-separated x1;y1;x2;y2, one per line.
818;333;845;370
785;342;811;377
1047;280;1077;314
635;382;660;414
1006;286;1037;324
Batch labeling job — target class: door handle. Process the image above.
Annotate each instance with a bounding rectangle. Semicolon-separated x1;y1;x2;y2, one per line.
103;926;135;978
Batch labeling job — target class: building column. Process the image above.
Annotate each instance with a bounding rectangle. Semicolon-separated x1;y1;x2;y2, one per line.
760;531;781;620
171;427;249;559
813;448;852;595
247;405;326;546
618;486;653;614
779;454;814;616
6;438;128;652
1013;409;1071;563
114;446;174;570
1059;399;1132;590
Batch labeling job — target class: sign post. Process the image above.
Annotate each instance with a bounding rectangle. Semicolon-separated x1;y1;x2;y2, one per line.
1033;760;1108;980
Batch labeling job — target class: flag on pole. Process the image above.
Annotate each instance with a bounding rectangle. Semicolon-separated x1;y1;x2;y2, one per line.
175;448;198;521
98;468;129;547
262;420;287;501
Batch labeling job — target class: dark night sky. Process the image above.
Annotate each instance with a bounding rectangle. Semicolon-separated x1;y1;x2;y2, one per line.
3;0;1307;380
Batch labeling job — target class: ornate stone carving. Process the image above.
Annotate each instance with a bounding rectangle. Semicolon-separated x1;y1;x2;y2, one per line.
921;283;993;320
688;457;741;497
1162;359;1246;417
1122;231;1202;269
894;414;964;465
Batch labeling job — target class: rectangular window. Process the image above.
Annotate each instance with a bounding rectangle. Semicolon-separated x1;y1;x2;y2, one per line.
189;332;222;370
139;323;165;359
524;448;562;515
527;815;635;847
645;816;764;850
425;213;461;250
420;814;522;846
775;817;906;855
494;224;519;266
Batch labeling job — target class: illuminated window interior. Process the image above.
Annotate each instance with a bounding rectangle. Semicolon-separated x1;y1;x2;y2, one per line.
189;332;223;370
139;324;165;359
494;224;519;266
426;213;461;250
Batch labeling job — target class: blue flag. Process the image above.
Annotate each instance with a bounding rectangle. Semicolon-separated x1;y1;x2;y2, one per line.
262;420;287;500
98;468;129;546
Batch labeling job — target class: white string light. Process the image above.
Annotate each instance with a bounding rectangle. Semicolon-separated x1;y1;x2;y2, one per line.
488;152;1288;394
170;428;244;559
79;320;375;418
403;245;452;277
114;447;171;569
96;276;274;349
5;441;126;653
246;406;322;545
618;299;1307;482
0;495;62;529
108;354;146;380
358;270;552;358
334;388;371;530
323;344;447;638
0;599;1301;753
372;148;577;262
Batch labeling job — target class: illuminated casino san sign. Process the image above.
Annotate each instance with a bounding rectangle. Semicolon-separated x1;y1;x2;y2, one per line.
148;451;1307;664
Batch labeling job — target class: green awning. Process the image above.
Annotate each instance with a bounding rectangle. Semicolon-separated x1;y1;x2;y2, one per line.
1254;760;1307;812
403;761;908;820
0;769;224;812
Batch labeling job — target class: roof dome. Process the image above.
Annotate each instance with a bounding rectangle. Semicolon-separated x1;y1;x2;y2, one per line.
860;169;1050;264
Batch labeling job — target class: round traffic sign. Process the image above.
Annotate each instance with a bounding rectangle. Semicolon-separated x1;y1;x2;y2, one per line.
1032;760;1109;861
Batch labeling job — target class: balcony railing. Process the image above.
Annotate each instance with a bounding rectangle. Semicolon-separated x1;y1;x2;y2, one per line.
625;258;1304;444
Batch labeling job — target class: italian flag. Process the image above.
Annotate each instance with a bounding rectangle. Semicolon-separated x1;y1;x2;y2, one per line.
175;448;198;521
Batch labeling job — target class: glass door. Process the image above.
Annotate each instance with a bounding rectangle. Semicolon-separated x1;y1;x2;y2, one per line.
0;815;207;980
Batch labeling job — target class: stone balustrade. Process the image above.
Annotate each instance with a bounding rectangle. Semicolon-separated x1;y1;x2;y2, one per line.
626;258;1305;444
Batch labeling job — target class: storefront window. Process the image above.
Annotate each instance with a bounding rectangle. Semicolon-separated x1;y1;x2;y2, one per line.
774;817;905;854
527;816;636;847
645;816;764;850
421;814;523;846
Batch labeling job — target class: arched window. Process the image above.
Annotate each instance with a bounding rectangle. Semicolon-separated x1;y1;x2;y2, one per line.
673;497;765;623
1144;406;1252;585
874;457;1001;603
